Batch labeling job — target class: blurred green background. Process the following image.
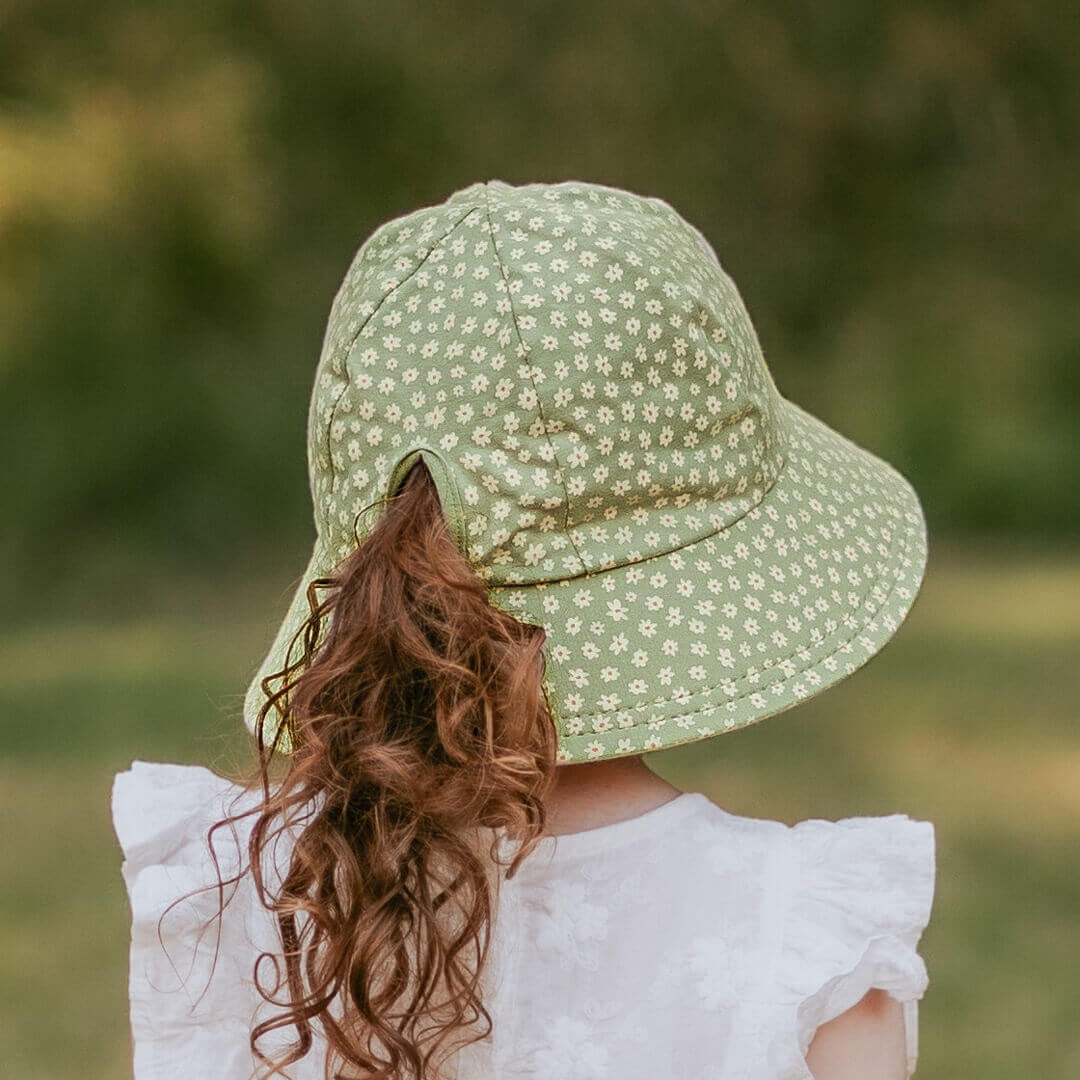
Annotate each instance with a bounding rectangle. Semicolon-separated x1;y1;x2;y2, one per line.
1;2;1078;1078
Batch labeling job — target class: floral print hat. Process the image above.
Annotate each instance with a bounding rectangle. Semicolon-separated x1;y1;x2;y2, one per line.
245;179;927;762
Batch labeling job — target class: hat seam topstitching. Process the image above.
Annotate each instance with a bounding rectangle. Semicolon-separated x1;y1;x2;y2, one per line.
481;181;588;574
561;503;924;747
321;203;484;538
481;181;789;581
558;499;920;732
483;399;786;588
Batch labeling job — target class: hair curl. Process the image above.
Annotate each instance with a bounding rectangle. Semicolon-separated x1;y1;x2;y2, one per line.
214;458;558;1078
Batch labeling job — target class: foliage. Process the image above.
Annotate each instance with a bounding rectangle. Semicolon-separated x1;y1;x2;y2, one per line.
2;1;1078;611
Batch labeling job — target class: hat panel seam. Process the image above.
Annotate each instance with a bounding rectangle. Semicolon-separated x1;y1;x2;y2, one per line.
480;181;588;574
484;444;789;591
557;500;920;727
557;404;789;583
481;182;786;576
320;203;483;538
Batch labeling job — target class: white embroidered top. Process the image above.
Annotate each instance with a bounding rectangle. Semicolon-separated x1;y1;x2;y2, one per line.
112;762;936;1080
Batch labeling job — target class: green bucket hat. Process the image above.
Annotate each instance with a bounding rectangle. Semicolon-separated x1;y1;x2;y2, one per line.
244;179;927;762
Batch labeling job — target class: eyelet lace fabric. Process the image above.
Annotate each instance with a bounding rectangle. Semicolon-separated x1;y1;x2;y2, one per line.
113;762;935;1079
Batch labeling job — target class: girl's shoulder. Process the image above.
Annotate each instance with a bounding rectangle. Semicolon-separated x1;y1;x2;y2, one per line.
112;761;258;856
112;765;936;928
678;793;937;1075
112;765;936;944
695;792;937;906
490;791;935;1077
659;793;937;995
113;761;335;1077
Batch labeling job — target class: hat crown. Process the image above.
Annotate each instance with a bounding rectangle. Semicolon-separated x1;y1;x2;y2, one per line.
307;180;786;586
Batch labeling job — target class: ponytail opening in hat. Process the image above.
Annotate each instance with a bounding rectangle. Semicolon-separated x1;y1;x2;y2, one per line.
214;458;558;1078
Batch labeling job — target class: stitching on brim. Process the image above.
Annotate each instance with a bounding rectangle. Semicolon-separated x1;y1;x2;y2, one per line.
558;502;920;730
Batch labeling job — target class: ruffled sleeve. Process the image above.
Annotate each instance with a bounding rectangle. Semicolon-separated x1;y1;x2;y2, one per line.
112;761;297;1079
777;814;936;1077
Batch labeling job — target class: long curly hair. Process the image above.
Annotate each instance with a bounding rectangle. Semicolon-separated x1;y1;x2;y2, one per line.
216;458;559;1079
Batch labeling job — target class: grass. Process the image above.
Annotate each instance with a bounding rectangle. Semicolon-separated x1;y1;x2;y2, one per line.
1;544;1078;1078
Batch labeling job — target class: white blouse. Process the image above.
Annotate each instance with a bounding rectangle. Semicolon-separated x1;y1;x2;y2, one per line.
112;762;936;1079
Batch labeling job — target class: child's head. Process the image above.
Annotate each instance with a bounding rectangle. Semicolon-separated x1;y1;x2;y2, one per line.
233;179;928;1077
247;179;927;764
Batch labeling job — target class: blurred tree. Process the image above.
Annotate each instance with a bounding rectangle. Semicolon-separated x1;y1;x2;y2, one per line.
2;0;1077;615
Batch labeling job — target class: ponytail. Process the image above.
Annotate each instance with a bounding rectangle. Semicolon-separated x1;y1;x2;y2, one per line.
231;459;557;1078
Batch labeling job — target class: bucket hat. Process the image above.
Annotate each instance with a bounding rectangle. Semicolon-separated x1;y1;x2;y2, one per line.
244;179;927;762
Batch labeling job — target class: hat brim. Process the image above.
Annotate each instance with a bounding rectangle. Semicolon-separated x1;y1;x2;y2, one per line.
245;398;927;761
486;397;928;761
243;537;336;754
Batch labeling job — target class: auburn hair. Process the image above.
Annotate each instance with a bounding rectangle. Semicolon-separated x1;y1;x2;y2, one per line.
214;458;559;1078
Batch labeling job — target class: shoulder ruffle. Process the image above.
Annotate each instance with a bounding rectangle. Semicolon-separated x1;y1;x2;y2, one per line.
112;761;307;1078
112;761;259;872
778;814;936;1077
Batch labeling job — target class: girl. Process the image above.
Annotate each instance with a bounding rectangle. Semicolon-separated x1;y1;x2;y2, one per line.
113;179;935;1079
